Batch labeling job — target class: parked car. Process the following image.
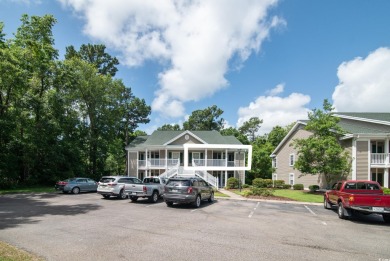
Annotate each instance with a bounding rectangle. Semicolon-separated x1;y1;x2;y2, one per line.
125;176;167;203
55;177;98;194
163;177;214;208
97;176;142;199
324;180;390;223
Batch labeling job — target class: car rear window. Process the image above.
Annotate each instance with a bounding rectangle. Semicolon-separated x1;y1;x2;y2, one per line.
166;180;190;186
100;177;116;183
144;178;160;183
345;182;380;190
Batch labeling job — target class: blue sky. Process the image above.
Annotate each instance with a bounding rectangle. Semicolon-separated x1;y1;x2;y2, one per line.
1;0;390;134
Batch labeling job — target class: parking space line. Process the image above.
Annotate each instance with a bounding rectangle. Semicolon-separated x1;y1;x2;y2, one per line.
248;202;259;218
191;209;198;212
304;205;317;216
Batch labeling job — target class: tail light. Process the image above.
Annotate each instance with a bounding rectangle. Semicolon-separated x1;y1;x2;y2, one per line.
187;187;193;194
143;186;147;193
108;183;117;187
349;196;354;202
58;181;68;185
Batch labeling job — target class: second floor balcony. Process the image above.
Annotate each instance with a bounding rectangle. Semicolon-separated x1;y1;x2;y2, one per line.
371;153;390;165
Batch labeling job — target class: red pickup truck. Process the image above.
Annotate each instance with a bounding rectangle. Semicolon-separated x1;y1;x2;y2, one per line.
324;180;390;223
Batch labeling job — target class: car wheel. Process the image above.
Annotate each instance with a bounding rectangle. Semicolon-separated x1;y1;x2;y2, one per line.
166;201;173;207
383;214;390;223
72;187;80;194
208;192;214;203
337;202;347;219
324;196;331;209
118;190;127;199
193;194;201;208
130;196;138;202
149;191;158;203
103;195;110;199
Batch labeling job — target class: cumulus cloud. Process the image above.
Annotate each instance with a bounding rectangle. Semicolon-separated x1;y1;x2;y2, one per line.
237;85;310;135
333;47;390;112
59;0;284;117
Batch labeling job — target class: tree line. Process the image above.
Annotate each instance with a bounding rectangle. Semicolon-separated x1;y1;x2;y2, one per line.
0;15;150;187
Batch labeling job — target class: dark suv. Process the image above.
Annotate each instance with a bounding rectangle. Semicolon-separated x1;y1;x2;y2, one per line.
163;177;214;208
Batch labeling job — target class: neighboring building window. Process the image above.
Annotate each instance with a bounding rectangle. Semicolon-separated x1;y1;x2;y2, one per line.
289;154;295;166
289;173;294;185
272;157;277;168
273;174;277;180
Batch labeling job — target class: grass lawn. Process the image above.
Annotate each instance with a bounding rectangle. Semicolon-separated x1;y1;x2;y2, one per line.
0;241;44;261
231;188;324;203
0;186;54;195
273;189;324;203
214;190;229;197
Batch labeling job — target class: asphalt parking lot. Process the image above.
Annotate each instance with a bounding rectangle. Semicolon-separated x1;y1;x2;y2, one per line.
0;192;389;261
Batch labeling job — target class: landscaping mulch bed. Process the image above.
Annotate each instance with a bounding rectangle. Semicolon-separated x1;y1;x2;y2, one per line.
246;195;297;201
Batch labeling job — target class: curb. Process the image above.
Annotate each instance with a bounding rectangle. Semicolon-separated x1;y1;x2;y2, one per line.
214;196;323;206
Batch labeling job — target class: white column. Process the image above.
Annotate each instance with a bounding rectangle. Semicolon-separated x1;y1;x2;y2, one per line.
225;170;228;188
225;149;228;167
352;138;357;180
165;149;168;170
385;138;389;188
205;149;208;167
184;146;188;168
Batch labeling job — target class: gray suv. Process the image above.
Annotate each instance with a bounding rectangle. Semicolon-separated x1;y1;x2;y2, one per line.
163;177;214;208
97;176;142;199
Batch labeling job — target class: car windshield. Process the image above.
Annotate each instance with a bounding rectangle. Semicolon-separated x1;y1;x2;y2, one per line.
166;180;190;186
144;178;159;183
99;177;116;183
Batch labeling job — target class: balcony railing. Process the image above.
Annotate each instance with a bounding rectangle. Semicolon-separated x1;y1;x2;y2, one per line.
138;159;179;168
371;153;390;164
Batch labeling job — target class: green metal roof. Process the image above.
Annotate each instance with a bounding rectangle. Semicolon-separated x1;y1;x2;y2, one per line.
126;130;242;149
334;112;390;123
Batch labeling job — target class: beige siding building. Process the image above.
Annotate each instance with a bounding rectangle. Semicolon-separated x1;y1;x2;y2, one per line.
271;113;390;189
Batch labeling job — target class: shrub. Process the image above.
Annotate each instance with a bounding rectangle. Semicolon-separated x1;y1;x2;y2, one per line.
252;188;274;197
242;184;250;189
242;190;253;197
293;184;304;190
281;184;292;189
252;178;273;188
273;180;285;188
383;188;390;195
309;185;320;192
227;177;239;189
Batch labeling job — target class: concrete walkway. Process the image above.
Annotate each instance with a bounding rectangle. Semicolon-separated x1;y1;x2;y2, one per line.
216;188;322;206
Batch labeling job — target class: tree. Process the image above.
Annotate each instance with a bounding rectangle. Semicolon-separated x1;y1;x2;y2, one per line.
239;117;263;142
267;125;288;147
65;44;119;76
292;99;351;187
157;124;181;131
220;127;249;145
183;105;225;131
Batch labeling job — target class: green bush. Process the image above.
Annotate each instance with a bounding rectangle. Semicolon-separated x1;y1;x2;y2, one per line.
227;177;239;189
293;184;304;190
281;184;292;189
252;178;273;188
273;180;285;188
309;185;319;192
242;184;250;189
242;190;253;197
252;188;274;197
383;188;390;195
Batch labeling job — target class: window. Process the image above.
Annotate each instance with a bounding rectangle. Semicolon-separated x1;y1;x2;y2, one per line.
272;157;277;168
289;154;295;166
273;174;277;181
289;173;294;185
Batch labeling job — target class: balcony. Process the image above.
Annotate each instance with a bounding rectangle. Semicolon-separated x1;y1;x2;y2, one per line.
371;153;390;164
138;159;179;168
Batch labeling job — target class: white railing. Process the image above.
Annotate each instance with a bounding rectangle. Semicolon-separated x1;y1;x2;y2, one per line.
148;159;166;167
139;160;146;167
206;159;226;167
371;153;389;164
138;158;180;168
167;159;180;166
193;159;205;166
195;170;218;188
159;162;180;179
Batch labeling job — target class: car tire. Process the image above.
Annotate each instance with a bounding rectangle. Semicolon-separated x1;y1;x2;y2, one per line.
208;192;214;203
166;201;173;207
324;196;331;209
103;195;110;199
193;195;201;208
383;214;390;223
72;187;80;194
337;202;347;219
130;196;138;202
149;191;158;203
117;190;127;199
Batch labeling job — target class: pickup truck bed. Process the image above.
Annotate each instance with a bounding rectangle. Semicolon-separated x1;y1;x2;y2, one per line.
324;180;390;223
125;177;166;203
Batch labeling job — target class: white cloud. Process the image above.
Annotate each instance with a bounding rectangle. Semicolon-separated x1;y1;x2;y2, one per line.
59;0;284;118
333;47;390;112
237;85;310;135
266;83;284;96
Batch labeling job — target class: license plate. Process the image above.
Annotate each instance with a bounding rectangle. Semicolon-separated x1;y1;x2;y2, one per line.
372;207;384;212
171;189;178;192
132;192;137;195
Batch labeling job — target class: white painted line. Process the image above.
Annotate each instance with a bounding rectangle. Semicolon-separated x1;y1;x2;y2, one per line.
304;205;317;216
191;209;198;212
254;202;259;210
322;221;327;225
248;211;254;218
